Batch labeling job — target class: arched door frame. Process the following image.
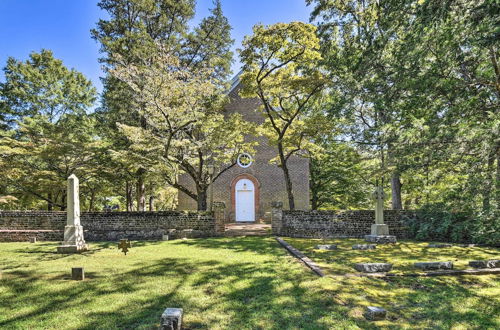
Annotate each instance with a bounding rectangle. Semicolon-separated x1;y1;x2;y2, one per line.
230;174;260;221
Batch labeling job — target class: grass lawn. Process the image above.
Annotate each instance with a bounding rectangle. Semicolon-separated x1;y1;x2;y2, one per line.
0;237;498;329
283;238;500;275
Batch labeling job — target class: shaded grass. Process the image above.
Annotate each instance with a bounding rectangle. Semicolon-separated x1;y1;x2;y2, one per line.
284;238;500;275
0;237;498;329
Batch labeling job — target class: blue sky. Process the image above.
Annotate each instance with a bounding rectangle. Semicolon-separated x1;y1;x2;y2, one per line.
0;0;311;93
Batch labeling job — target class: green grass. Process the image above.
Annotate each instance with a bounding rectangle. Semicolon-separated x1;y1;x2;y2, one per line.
0;237;499;329
283;238;500;275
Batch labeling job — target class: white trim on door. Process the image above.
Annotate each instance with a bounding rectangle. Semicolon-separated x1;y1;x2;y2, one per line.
235;178;255;222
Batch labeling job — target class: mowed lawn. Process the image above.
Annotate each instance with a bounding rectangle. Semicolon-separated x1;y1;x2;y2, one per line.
0;237;498;329
284;238;500;275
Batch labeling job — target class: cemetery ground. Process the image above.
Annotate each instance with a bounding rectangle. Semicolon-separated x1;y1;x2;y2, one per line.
0;237;498;329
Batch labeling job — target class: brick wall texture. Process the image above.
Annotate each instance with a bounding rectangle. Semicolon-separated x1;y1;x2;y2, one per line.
0;211;220;242
177;82;310;221
272;209;416;238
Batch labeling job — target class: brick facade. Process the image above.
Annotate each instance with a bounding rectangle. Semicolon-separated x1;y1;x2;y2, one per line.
0;210;223;242
177;81;310;221
272;206;415;239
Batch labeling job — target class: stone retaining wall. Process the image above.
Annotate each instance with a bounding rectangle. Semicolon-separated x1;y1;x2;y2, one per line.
0;211;222;241
272;206;415;238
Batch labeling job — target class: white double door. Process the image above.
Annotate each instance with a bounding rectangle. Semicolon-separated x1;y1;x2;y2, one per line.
235;178;255;222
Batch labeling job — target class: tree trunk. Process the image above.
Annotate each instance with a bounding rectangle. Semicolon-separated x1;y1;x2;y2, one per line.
197;189;208;211
391;172;402;210
278;143;295;210
482;151;495;212
126;181;133;212
136;169;146;211
88;189;95;211
149;195;154;211
47;192;53;211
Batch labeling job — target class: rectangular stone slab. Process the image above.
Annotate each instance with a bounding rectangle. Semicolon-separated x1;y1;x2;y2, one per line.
469;260;500;269
414;261;453;270
428;243;452;248
354;263;393;273
71;267;84;281
160;308;183;330
314;244;337;250
365;235;397;244
352;244;376;250
364;306;387;320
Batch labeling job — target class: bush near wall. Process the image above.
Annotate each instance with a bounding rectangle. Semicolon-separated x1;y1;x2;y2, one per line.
404;204;500;246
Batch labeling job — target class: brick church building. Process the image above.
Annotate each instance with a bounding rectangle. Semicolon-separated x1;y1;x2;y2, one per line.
177;73;310;222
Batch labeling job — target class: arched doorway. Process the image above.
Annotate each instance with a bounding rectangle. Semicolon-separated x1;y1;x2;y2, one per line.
234;178;255;222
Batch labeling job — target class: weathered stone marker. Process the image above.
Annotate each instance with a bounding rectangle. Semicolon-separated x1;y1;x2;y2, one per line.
414;261;453;270
72;267;85;281
428;243;452;248
354;263;393;273
29;237;36;243
57;175;88;253
352;244;376;250
365;186;397;244
469;260;499;269
315;244;337;250
160;308;183;330
364;306;387;321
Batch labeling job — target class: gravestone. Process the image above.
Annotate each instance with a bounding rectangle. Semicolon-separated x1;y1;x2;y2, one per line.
29;237;36;243
469;260;499;269
160;308;183;330
365;186;397;243
354;263;393;273
57;175;89;253
352;244;376;250
414;261;453;270
315;244;337;250
364;306;387;320
72;267;85;280
428;243;452;248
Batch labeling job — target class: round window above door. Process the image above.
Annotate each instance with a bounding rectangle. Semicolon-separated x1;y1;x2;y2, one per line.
237;153;253;168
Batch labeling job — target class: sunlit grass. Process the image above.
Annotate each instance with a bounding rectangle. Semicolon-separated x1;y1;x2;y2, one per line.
284;238;500;275
0;237;499;329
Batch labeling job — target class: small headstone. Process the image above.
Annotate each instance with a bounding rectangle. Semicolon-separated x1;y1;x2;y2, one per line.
162;234;170;241
71;267;84;281
414;261;453;270
364;306;386;321
315;244;337;250
365;235;397;244
428;243;452;248
354;263;392;273
29;237;37;244
469;260;499;269
352;244;376;250
160;308;183;330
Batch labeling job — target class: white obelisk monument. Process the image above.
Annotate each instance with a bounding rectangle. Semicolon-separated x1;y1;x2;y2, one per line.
57;174;89;253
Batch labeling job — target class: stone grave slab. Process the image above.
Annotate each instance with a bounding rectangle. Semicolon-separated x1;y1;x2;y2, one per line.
364;306;387;320
414;261;453;270
365;235;397;244
469;260;499;269
314;244;337;250
160;308;183;330
354;263;392;273
428;243;452;248
352;244;377;250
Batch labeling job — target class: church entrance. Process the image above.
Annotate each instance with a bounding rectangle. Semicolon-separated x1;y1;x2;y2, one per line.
235;178;255;222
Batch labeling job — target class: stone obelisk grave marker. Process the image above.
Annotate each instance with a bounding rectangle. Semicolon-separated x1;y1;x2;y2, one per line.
57;174;89;253
365;186;397;243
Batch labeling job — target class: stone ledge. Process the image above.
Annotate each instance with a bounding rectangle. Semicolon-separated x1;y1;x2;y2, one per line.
276;237;325;277
354;263;393;273
314;244;337;250
364;235;397;244
469;260;499;269
414;261;453;270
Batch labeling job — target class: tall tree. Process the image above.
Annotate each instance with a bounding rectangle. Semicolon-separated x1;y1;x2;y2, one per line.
111;48;254;210
240;22;326;210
